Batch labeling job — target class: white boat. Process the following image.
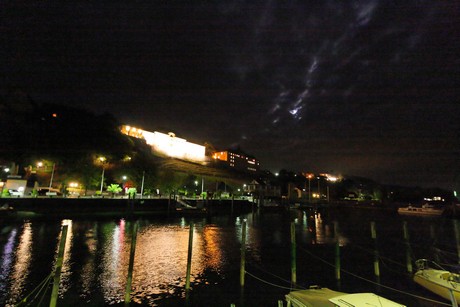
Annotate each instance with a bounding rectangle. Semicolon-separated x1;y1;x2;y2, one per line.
285;286;406;307
397;203;443;216
413;259;460;305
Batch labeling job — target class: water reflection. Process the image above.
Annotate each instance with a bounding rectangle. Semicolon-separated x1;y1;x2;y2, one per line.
202;225;223;271
80;222;98;302
0;212;457;306
297;210;348;246
59;220;73;297
130;224;210;304
0;228;17;301
7;223;32;305
99;219;127;304
0;219;231;306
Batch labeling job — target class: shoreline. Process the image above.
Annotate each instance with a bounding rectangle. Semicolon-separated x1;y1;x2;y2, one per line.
0;197;254;219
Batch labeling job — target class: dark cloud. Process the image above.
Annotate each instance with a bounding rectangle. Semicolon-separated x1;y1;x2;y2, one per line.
1;1;459;189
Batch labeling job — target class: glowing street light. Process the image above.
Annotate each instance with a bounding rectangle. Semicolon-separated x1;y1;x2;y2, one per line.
140;171;145;199
305;173;314;203
317;176;321;200
98;156;106;194
49;163;55;189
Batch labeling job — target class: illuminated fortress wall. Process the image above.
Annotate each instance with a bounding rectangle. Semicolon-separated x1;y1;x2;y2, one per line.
121;125;206;162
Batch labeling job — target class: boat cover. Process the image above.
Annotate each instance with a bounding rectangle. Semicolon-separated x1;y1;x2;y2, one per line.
329;293;406;307
286;288;406;307
286;288;344;307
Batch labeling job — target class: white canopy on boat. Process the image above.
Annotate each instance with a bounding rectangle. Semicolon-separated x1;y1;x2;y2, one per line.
329;293;406;307
286;287;406;307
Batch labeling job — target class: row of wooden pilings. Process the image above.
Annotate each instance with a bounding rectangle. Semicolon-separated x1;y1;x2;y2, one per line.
46;223;140;307
48;217;459;306
237;218;460;307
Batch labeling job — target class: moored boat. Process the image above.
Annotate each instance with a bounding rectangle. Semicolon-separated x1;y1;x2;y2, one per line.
413;259;460;305
397;203;443;216
285;286;406;307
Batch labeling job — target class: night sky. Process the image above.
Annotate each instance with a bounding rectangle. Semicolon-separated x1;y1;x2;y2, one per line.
1;1;459;191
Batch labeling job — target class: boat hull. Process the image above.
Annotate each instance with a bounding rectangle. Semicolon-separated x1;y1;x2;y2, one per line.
414;270;460;304
397;207;443;216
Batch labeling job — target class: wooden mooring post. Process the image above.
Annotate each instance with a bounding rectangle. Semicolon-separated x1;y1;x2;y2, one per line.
185;222;194;291
454;220;460;265
231;195;234;215
49;225;69;307
370;222;380;279
334;221;340;281
403;221;412;273
240;220;247;287
290;222;297;287
124;222;139;305
430;224;441;263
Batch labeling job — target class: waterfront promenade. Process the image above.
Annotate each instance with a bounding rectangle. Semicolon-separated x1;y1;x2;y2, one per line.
0;196;255;218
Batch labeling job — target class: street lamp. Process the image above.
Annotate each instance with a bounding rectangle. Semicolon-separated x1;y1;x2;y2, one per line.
140;171;145;199
121;175;127;194
306;174;313;203
317;176;321;201
49;163;55;189
99;157;106;194
36;161;55;189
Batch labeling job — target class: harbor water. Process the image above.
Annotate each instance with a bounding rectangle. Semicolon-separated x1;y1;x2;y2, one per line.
0;207;458;306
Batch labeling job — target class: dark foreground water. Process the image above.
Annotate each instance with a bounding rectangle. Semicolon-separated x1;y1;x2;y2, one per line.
0;207;458;306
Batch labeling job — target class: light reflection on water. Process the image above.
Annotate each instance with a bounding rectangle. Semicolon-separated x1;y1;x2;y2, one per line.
100;219;125;304
0;228;17;297
8;223;32;305
131;225;205;304
59;219;73;297
76;220;230;306
80;223;97;302
0;210;457;306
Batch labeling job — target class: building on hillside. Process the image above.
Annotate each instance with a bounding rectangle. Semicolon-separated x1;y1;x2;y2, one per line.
212;150;260;173
120;125;206;163
244;179;281;198
120;125;262;175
